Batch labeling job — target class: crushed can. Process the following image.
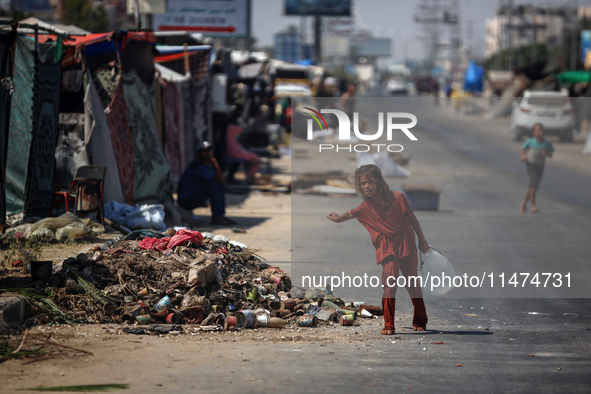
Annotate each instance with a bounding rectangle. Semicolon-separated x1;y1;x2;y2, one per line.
297;315;318;327
352;301;366;310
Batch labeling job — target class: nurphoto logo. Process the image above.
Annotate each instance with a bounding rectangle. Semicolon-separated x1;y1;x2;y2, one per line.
303;107;418;153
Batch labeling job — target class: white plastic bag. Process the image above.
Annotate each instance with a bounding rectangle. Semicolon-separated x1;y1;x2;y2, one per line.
418;247;455;296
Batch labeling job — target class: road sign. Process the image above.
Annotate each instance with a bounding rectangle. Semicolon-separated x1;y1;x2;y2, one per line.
153;0;250;38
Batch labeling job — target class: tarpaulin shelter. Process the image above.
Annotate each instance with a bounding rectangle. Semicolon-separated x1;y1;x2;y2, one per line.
153;44;213;183
5;27;63;219
77;30;171;205
1;20;218;222
0;27;16;225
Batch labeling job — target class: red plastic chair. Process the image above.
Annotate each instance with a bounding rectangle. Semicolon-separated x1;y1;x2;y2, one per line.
51;165;106;222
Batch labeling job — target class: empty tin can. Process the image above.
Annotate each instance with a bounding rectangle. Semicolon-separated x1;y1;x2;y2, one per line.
135;314;152;324
297;315;318;327
339;314;355;326
154;295;174;312
361;305;383;315
166;311;184;324
238;310;256;328
359;308;374;318
225;315;237;330
282;299;296;310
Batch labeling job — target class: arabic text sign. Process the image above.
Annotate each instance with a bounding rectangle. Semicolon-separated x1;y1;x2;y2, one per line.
153;0;250;37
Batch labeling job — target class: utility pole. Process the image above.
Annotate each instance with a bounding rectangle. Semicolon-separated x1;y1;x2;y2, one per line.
414;0;459;77
571;0;578;70
314;16;322;64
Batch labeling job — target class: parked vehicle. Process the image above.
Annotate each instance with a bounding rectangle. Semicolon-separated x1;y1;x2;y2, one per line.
386;78;408;95
509;90;575;142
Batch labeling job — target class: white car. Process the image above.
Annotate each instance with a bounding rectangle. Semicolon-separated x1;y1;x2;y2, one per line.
386;78;408;95
509;90;575;142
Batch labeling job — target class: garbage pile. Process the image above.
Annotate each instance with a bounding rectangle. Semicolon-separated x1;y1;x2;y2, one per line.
29;228;383;331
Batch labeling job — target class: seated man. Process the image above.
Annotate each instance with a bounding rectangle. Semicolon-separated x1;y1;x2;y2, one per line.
177;141;236;226
226;123;261;184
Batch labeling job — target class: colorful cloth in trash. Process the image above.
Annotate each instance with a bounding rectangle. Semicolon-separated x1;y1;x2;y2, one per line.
138;229;203;251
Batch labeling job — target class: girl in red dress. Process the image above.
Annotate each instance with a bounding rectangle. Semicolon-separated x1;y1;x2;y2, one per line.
327;164;429;335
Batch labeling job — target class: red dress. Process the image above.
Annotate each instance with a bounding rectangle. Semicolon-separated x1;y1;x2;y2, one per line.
351;191;428;331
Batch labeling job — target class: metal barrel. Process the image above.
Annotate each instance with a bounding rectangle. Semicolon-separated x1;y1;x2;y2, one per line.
297;315;318;327
238;310;256;328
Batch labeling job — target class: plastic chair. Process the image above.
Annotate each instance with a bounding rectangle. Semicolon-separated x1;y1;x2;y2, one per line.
51;165;106;222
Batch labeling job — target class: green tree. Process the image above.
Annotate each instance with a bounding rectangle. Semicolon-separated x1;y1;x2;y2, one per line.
62;0;109;33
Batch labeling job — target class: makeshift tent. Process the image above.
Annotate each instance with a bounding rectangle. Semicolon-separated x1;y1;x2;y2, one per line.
154;45;213;169
156;63;189;183
0;28;16;225
77;30;172;204
6;35;62;218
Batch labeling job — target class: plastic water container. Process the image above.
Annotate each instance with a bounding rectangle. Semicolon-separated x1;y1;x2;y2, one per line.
419;247;455;296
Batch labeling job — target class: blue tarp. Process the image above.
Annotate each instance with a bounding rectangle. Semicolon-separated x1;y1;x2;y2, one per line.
464;60;483;94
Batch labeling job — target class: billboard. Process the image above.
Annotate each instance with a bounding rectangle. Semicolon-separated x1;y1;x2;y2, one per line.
350;37;391;57
285;0;351;16
153;0;250;38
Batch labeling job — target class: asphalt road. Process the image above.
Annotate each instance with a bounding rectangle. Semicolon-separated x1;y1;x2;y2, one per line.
288;92;591;392
6;93;590;393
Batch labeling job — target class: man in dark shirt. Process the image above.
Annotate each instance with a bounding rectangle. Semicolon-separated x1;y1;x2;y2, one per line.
177;141;237;226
